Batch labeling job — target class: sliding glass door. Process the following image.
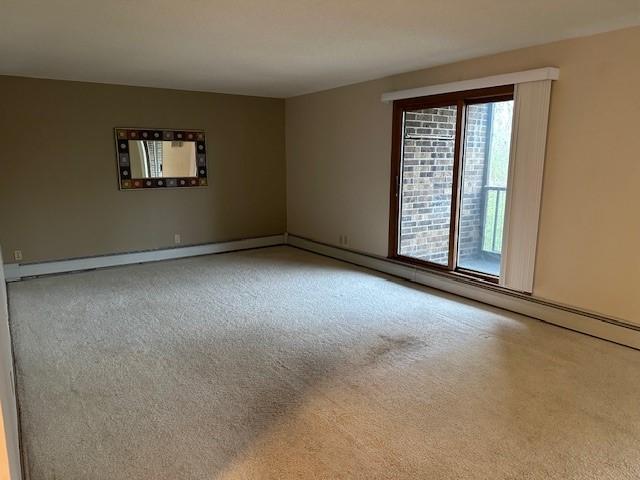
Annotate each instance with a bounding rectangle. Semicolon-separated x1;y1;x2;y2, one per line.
397;104;458;267
457;99;513;277
389;86;514;282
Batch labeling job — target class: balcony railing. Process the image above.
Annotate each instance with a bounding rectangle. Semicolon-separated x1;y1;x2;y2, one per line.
481;186;507;254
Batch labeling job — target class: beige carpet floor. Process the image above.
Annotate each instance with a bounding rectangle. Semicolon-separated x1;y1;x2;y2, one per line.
8;246;640;479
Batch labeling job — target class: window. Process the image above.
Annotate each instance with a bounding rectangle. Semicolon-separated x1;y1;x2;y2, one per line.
389;85;514;282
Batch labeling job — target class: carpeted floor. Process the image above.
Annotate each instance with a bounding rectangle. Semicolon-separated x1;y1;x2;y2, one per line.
8;246;640;479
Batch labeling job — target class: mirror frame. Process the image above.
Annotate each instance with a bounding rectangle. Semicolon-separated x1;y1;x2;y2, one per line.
114;128;208;190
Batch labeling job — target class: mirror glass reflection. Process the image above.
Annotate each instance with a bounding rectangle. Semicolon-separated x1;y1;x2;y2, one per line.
129;140;196;179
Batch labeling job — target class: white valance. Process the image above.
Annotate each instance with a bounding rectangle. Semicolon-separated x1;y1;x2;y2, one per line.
380;67;559;103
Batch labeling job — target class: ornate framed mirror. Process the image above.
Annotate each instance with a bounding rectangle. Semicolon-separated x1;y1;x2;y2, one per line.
114;128;208;190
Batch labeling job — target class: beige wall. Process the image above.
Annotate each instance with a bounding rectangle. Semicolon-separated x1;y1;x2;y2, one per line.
286;26;640;325
0;76;285;263
0;250;20;480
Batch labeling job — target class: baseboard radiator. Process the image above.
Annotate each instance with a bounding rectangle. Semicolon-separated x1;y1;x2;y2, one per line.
3;235;285;282
3;232;639;349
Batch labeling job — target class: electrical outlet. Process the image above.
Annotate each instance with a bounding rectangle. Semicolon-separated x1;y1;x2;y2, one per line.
174;234;182;245
13;250;22;261
338;235;344;246
343;235;349;246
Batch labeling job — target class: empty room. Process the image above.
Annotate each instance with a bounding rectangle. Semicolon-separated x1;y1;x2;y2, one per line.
1;1;640;479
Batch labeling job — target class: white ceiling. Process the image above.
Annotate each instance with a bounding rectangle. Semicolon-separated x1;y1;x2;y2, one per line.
1;0;639;98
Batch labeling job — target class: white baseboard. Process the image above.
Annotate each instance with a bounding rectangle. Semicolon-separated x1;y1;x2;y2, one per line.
3;234;284;281
287;234;640;350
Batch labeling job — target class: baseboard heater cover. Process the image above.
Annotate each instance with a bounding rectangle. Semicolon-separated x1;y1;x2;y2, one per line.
4;233;638;350
286;234;640;350
3;234;285;281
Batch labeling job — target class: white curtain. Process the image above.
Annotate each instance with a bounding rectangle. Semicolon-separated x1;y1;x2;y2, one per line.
500;80;553;293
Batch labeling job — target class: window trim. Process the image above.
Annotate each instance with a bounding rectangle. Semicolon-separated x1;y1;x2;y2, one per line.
388;84;515;283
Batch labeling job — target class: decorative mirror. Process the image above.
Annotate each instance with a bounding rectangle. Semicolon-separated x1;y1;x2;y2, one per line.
114;128;208;189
